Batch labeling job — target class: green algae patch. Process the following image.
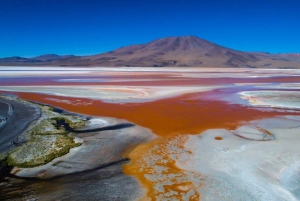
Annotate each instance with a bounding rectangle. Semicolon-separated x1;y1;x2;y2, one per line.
51;115;86;129
29;115;85;135
30;119;66;135
0;95;86;168
0;152;8;164
0;95;86;130
7;135;81;168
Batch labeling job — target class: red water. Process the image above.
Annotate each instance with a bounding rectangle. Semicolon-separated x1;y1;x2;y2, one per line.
1;73;300;200
7;90;291;137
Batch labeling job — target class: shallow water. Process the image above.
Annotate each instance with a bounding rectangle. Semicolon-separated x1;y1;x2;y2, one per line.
1;67;300;200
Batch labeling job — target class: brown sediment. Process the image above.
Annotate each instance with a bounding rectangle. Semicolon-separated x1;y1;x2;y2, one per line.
123;135;201;200
257;127;273;136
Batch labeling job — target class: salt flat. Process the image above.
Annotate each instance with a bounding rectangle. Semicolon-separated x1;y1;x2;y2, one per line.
0;85;220;103
1;66;300;200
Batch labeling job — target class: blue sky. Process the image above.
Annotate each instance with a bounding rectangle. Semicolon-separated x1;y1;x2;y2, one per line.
0;0;299;57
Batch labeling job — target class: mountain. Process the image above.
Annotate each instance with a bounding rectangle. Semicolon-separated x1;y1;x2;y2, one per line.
32;54;60;60
1;36;300;68
82;36;259;67
0;54;79;66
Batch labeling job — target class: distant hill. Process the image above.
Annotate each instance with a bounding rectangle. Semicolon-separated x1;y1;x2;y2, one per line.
1;36;300;68
32;54;60;60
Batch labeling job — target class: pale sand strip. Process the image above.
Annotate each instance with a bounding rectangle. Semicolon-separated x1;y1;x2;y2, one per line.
0;85;221;103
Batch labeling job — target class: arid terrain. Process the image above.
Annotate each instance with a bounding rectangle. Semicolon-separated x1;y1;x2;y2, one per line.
0;67;300;200
1;36;300;68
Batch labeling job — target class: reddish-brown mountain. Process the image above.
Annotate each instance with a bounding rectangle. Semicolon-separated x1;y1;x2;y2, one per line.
1;36;300;68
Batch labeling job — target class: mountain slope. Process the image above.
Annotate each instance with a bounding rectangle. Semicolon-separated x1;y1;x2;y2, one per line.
1;36;300;68
79;36;260;67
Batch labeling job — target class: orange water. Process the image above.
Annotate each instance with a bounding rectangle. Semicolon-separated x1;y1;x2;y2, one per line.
8;90;288;137
1;75;299;200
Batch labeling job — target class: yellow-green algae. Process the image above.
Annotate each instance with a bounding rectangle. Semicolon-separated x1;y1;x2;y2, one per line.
30;119;66;135
0;152;8;163
0;95;86;168
7;135;81;168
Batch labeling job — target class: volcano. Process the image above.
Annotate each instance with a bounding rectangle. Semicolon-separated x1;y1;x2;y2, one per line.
84;36;259;67
1;36;300;68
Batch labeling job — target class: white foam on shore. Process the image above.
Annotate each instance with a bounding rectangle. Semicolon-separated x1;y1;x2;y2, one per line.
75;118;110;131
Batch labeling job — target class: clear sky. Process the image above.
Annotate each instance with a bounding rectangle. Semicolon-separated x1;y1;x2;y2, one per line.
0;0;299;57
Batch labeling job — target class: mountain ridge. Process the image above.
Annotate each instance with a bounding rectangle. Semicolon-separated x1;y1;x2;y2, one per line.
1;36;300;68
